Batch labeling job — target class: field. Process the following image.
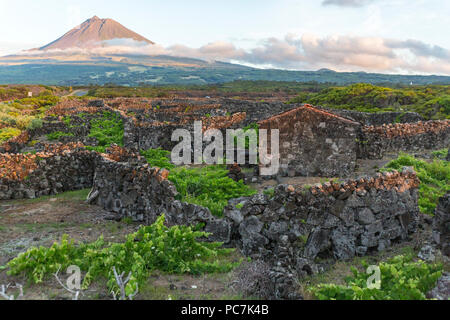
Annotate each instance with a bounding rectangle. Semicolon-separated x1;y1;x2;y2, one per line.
0;82;449;300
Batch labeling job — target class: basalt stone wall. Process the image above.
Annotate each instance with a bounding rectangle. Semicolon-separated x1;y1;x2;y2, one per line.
359;120;450;159
0;148;99;200
432;192;450;257
123;117;192;151
223;167;420;298
258;105;361;177
219;99;297;127
90;159;231;242
123;100;297;152
319;107;424;126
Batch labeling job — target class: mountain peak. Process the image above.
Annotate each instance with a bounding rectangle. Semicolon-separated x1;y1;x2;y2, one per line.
39;16;154;50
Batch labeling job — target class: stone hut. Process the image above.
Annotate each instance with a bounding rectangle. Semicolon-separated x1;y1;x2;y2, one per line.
258;104;361;177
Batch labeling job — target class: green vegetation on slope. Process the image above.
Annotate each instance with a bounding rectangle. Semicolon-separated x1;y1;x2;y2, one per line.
290;83;450;119
381;152;450;215
6;214;239;297
0;127;21;143
0;92;59;142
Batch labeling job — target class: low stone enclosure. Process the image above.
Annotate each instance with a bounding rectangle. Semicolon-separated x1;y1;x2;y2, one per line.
0;142;429;298
0;98;449;299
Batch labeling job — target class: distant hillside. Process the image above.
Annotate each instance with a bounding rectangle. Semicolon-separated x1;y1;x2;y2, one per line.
0;62;450;86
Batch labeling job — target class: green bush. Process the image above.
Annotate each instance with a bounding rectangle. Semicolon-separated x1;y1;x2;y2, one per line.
86;111;124;153
381;153;449;215
169;165;257;216
140;148;174;169
0;127;21;143
310;255;442;300
6;214;239;297
27;118;43;130
139;149;256;216
46;131;74;141
431;148;449;160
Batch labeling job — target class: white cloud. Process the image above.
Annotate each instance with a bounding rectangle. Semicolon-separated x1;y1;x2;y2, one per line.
16;34;450;75
322;0;377;7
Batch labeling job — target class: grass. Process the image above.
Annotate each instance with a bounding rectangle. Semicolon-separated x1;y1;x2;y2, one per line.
17;222;72;232
5;189;91;205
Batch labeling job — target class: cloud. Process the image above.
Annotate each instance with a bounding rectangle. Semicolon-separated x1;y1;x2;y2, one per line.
17;34;450;75
385;39;450;60
322;0;376;7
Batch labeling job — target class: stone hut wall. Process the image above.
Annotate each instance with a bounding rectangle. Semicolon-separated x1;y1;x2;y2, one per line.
258;104;361;177
359;120;450;159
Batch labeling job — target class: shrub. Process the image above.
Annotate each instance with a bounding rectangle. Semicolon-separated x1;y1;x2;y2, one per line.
381;153;449;215
0;127;21;143
46;131;74;141
140;148;174;169
309;255;442;300
431;148;448;160
27;118;43;130
86;111;124;153
169;165;257;216
6;214;239;297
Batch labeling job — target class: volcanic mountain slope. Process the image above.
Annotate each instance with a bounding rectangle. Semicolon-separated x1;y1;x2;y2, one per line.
39;16;154;50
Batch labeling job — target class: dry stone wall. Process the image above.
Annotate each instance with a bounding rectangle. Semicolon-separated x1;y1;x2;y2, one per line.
0;147;99;200
319;107;424;126
223;167;421;298
89;158;231;243
359;120;450;159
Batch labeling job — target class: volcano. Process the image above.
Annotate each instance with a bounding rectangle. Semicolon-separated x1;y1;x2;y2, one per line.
39;15;154;50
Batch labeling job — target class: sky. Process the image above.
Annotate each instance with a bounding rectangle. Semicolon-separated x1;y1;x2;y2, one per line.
0;0;449;75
